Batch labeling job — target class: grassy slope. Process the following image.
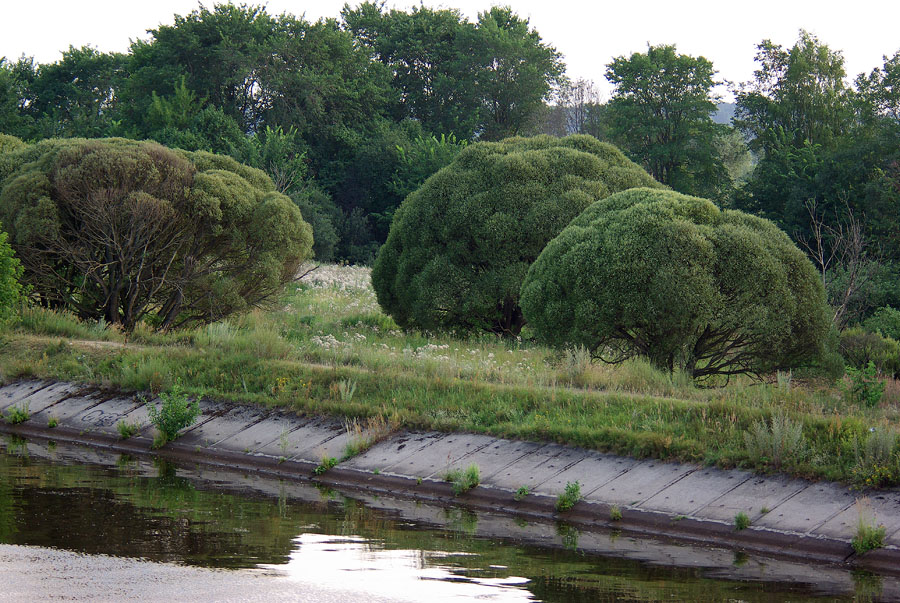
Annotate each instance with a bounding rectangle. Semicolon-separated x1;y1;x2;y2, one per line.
2;264;899;487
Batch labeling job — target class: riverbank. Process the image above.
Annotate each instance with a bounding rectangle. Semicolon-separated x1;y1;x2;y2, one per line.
2;379;899;576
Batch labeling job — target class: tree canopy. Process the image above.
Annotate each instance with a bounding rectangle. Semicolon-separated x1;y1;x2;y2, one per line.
371;134;661;336
520;188;830;379
0;137;312;329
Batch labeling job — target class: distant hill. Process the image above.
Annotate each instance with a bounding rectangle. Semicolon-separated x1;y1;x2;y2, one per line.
712;102;736;125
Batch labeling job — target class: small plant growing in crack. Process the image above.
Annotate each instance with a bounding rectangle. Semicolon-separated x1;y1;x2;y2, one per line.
610;505;622;521
444;464;480;495
314;456;338;476
514;486;530;501
4;403;29;425
734;511;751;531
555;481;582;512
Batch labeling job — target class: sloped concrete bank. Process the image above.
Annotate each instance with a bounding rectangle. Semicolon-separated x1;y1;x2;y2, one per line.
2;379;900;576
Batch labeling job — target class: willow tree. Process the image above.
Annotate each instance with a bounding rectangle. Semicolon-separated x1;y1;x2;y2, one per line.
520;188;830;379
0;137;312;329
372;134;660;336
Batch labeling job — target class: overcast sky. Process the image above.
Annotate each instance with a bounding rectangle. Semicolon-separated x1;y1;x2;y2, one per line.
3;0;899;101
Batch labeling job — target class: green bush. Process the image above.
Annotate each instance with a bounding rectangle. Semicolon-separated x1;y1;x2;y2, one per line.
0;138;313;330
146;383;201;446
372;134;660;336
845;362;886;408
521;188;830;378
0;224;23;319
840;327;900;377
863;306;900;341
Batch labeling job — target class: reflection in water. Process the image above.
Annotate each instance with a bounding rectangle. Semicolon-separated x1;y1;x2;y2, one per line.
0;437;889;602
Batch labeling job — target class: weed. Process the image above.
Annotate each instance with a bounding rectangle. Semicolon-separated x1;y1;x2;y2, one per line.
776;369;792;391
416;477;423;485
610;505;622;521
373;468;380;475
337;378;357;403
47;416;58;428
846;362;885;408
555;481;582;512
445;464;480;495
672;514;685;522
313;456;338;475
341;414;395;461
852;499;886;555
852;428;898;488
146;382;200;446
734;511;751;530
760;506;770;515
4;403;29;425
514;485;530;501
278;425;291;456
560;344;591;384
743;413;806;468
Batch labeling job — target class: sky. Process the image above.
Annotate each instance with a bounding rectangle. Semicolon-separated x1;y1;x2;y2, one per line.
3;0;899;101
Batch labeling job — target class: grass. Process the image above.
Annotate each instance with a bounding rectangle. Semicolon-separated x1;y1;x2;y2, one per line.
445;464;480;495
610;505;622;521
47;416;58;428
555;481;583;512
116;420;141;440
734;511;751;530
852;498;887;555
3;263;900;486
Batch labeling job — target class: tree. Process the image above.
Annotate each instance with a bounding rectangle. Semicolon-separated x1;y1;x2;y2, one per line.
0;224;23;318
0;138;312;329
520;188;830;379
557;77;607;138
371;134;661;336
604;44;731;200
469;7;565;140
734;30;853;153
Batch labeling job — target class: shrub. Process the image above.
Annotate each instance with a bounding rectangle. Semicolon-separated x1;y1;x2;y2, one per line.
146;382;200;446
845;362;886;407
372;134;660;336
0;138;313;330
4;403;29;425
555;480;583;512
863;306;900;341
743;413;806;469
852;428;898;488
840;327;900;378
0;224;22;319
734;511;751;530
445;464;480;495
521;188;830;379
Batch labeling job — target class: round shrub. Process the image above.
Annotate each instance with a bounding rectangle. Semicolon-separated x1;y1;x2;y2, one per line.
0;138;313;330
520;188;830;379
372;134;661;335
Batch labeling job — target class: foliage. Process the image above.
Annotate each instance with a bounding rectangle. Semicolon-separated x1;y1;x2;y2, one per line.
609;505;622;521
852;428;898;488
313;456;339;475
521;188;830;378
734;511;750;530
0;137;313;329
116;420;141;440
444;464;480;495
555;481;582;512
3;403;29;425
844;362;885;408
0;224;23;319
47;416;58;428
146;382;200;445
863;306;900;341
839;328;900;377
852;501;886;555
514;485;530;501
605;44;731;200
743;413;806;469
373;134;660;336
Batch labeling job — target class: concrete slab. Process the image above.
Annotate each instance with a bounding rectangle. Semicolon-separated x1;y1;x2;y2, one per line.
589;460;697;507
477;443;567;490
210;414;309;455
343;432;444;472
67;396;147;437
0;380;53;410
815;492;900;542
755;482;857;534
440;438;547;483
533;453;640;499
641;466;754;515
27;390;113;426
3;382;85;416
176;404;269;449
381;433;496;479
285;421;354;463
695;474;809;522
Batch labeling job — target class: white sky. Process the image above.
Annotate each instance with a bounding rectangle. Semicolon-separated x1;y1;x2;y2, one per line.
3;0;899;101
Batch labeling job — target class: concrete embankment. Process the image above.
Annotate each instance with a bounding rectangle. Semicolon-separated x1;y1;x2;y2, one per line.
2;379;899;575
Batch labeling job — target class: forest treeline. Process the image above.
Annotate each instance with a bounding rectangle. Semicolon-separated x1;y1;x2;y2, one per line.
1;3;898;327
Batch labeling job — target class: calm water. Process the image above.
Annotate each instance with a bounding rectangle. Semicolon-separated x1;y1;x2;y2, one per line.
0;436;893;602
